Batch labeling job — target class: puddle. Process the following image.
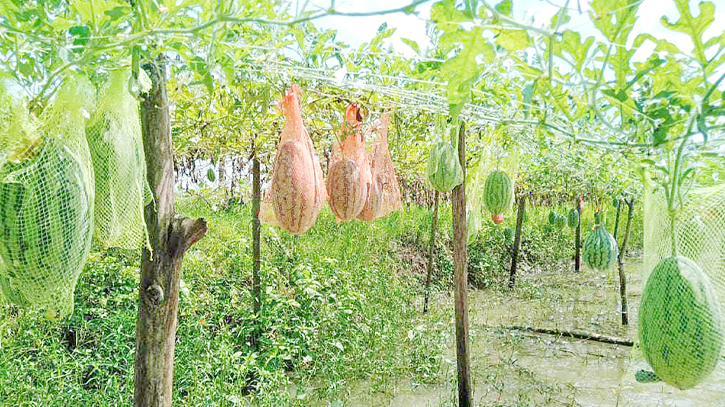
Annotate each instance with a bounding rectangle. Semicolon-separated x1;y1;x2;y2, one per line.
302;259;725;406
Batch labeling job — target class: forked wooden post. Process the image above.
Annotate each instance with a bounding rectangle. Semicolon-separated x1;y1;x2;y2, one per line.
135;58;207;407
451;121;472;406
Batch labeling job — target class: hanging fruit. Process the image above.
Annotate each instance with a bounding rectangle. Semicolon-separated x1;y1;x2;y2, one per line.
639;256;723;390
582;213;619;270
259;85;327;235
427;142;463;192
568;208;579;228
328;104;372;222
483;170;513;217
357;113;402;221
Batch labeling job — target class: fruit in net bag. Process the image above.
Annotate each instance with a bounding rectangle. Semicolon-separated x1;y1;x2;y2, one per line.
259;85;327;235
328;104;372;222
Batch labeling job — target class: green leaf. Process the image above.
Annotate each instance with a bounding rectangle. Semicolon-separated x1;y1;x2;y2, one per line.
401;38;421;53
440;26;491;107
496;28;531;52
661;0;715;64
495;0;513;17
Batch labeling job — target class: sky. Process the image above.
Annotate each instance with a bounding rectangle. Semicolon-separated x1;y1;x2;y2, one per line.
308;0;725;63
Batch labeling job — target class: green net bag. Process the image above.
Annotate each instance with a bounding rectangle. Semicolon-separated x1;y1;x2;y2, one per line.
0;74;95;318
633;180;725;390
86;69;150;249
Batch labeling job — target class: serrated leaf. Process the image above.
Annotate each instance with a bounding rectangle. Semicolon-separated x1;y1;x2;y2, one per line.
496;28;531;52
661;0;715;64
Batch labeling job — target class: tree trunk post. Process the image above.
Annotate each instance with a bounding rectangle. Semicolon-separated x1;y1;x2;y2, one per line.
252;139;262;336
575;196;582;272
617;199;634;325
509;193;526;290
135;59;208;407
423;190;440;314
451;121;472;407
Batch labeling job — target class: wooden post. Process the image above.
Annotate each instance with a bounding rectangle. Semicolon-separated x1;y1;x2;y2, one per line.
509;193;526;290
451;121;472;407
617;199;634;325
135;59;208;407
423;190;440;314
575;196;582;272
252;139;262;330
613;199;622;244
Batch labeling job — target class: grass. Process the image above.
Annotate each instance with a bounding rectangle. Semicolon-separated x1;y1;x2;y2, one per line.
0;191;645;406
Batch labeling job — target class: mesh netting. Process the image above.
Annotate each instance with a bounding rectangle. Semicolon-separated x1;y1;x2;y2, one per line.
632;180;725;389
357;113;402;221
327;104;372;222
86;69;150;250
259;85;327;235
0;74;95;318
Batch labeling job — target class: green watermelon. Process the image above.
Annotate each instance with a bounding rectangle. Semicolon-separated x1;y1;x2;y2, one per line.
548;209;557;225
639;256;723;390
427;142;463;193
483;170;513;215
582;221;618;270
0;137;93;308
207;167;216;182
568;209;579;228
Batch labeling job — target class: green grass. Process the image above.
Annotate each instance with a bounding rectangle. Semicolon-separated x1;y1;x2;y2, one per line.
0;192;640;406
0;194;453;406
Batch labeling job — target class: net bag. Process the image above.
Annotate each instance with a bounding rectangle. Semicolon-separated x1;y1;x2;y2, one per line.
259;85;327;235
86;69;150;250
634;180;725;390
0;74;94;318
328;104;372;222
357;113;402;221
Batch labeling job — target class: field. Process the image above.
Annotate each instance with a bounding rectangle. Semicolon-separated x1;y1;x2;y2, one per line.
1;194;721;406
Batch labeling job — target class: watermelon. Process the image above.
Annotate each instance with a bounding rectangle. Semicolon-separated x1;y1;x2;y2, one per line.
582;220;618;270
0;137;93;307
568;209;579;228
426;142;463;193
207;167;216;182
548;209;557;225
554;214;566;229
483;170;513;215
639;256;723;390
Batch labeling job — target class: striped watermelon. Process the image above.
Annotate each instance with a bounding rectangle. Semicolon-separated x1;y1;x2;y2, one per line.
548;209;557;225
582;218;618;270
639;256;723;390
426;142;463;193
568;209;579;228
0;137;93;308
483;170;513;215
